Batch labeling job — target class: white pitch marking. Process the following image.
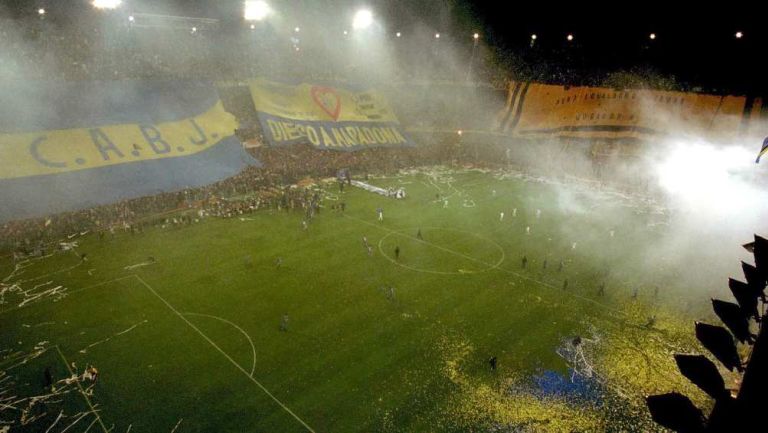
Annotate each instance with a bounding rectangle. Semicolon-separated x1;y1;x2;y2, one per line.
170;418;183;433
183;313;257;378
134;275;315;433
55;346;109;433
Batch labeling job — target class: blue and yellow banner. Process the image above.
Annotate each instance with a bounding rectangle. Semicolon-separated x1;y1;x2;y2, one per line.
0;100;238;179
0;81;258;221
249;79;414;149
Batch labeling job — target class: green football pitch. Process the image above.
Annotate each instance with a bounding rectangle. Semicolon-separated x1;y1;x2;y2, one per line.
1;167;718;432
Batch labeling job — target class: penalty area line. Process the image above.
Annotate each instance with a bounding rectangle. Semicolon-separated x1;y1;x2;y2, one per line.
54;346;110;433
133;275;316;433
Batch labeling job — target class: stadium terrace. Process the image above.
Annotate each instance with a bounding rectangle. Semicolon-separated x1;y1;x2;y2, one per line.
0;2;766;433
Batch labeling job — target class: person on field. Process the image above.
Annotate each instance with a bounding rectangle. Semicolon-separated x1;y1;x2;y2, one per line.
44;367;53;389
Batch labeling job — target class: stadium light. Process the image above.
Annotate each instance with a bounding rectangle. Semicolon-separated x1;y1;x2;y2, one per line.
735;31;743;39
567;33;574;41
191;27;197;33
435;33;440;39
396;32;401;37
250;23;256;29
37;8;45;15
92;0;123;9
343;30;348;35
352;9;373;30
473;32;479;40
128;15;135;22
244;1;271;21
294;26;300;33
649;33;656;40
531;34;537;40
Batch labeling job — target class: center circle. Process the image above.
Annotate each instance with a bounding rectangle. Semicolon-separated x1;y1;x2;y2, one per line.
378;227;505;275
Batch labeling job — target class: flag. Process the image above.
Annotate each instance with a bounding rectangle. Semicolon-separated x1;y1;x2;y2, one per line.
756;136;768;163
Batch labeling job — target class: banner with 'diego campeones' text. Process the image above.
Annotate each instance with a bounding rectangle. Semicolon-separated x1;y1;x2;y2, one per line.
249;79;414;150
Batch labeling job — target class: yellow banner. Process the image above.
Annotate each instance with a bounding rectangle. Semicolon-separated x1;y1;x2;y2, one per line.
249;79;400;123
498;81;768;143
0;101;238;180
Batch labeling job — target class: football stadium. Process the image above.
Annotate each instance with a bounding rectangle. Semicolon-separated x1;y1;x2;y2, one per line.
1;2;767;432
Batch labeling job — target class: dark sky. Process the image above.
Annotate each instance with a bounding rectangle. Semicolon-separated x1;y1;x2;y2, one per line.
3;0;764;92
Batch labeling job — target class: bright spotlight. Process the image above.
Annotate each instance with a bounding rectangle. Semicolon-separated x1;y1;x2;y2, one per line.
567;33;574;41
244;1;271;21
531;34;537;40
396;32;401;37
294;26;300;33
37;8;45;15
128;15;135;22
735;31;743;39
352;9;373;30
649;33;656;40
473;32;479;40
250;24;256;30
343;30;348;35
435;33;440;39
655;141;760;216
92;0;123;9
191;27;197;33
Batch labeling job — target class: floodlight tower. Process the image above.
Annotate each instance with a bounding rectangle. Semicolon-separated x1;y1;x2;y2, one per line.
466;32;480;82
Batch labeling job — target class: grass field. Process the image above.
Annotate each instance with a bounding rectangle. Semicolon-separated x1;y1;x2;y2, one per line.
1;167;723;432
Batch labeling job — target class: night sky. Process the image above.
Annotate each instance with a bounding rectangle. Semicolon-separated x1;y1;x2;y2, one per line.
2;1;764;93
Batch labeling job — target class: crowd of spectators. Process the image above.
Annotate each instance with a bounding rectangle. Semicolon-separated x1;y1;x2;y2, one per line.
0;140;456;252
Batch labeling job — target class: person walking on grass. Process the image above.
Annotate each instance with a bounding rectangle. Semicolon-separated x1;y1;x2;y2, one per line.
280;314;289;332
416;229;423;240
395;246;400;260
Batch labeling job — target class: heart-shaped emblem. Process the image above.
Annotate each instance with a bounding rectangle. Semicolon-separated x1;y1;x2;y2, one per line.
311;86;341;121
